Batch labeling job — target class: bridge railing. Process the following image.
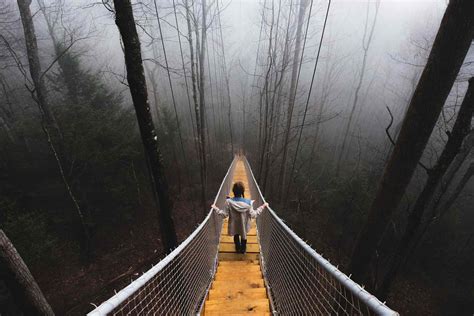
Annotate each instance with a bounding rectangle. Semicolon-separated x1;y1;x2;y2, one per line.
242;157;398;316
88;157;237;315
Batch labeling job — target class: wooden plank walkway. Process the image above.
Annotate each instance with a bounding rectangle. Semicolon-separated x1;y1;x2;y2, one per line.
203;159;270;315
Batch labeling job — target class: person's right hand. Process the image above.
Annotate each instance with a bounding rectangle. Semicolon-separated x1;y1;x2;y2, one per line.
211;204;218;210
263;202;269;208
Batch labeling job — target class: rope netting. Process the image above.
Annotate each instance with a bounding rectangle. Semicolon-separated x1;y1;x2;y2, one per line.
242;157;398;316
88;158;237;315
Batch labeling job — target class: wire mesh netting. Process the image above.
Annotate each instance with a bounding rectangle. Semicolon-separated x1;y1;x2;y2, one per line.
89;156;397;315
242;157;398;316
88;158;237;315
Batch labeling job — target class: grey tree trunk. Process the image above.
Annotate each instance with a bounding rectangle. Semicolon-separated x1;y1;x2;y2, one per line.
17;0;61;145
113;0;177;251
185;0;206;209
431;130;474;212
0;229;54;315
348;0;474;287
17;0;90;259
278;0;308;200
378;77;474;298
198;0;208;210
335;0;380;176
439;159;474;215
172;0;199;157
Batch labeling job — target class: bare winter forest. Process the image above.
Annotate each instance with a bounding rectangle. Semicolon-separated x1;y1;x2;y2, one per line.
0;0;473;315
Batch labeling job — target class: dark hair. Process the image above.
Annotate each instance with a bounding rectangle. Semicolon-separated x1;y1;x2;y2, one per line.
232;181;245;198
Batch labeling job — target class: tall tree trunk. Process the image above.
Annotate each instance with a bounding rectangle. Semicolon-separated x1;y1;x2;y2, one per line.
406;130;474;260
37;0;78;104
258;0;277;182
17;0;61;145
185;0;206;209
0;230;54;315
431;130;474;212
278;0;308;200
172;0;199;158
348;0;474;287
378;77;474;297
153;0;189;194
439;159;474;215
17;0;90;259
113;0;177;251
198;0;208;210
335;0;380;176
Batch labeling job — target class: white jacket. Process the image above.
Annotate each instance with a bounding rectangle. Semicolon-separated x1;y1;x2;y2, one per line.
215;198;264;239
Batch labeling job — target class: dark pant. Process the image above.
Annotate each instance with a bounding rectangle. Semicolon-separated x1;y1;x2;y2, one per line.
233;234;247;253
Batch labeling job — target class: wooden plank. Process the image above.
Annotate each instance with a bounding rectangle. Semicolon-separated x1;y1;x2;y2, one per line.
220;235;258;244
219;243;259;253
205;311;270;316
216;265;261;273
207;287;267;300
218;260;259;266
218;252;259;261
222;226;257;236
214;271;262;281
211;279;265;290
204;299;270;313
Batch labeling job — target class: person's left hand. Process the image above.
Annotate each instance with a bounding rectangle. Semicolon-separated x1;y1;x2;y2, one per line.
211;204;218;210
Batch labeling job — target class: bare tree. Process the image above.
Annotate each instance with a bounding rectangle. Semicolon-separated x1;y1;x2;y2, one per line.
378;77;474;297
113;0;177;251
17;0;90;258
198;0;208;209
216;0;234;155
278;0;309;199
185;0;206;209
439;158;474;215
335;0;380;176
348;0;474;287
0;229;54;315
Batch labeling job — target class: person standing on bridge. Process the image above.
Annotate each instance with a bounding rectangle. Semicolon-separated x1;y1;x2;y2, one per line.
211;182;268;253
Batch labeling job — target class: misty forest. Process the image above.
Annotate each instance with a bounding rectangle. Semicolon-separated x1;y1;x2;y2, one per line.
0;0;473;315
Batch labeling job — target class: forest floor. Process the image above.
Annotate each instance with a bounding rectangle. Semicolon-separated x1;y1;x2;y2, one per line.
31;197;201;315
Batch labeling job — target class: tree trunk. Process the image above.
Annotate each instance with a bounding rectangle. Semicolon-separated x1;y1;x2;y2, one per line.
348;0;474;287
17;0;90;259
278;0;308;200
378;77;474;297
113;0;177;251
153;0;189;193
17;0;62;145
0;229;54;315
37;0;78;104
406;130;474;260
185;0;206;209
335;0;380;176
215;0;234;156
439;159;474;215
172;0;199;158
431;130;474;212
198;0;208;210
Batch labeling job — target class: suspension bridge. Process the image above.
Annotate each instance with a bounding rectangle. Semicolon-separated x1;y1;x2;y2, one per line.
88;157;398;315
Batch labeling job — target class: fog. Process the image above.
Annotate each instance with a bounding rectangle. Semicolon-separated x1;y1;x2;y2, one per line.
1;0;473;314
